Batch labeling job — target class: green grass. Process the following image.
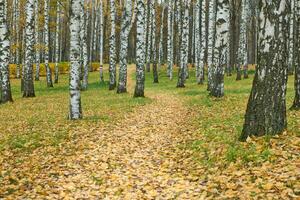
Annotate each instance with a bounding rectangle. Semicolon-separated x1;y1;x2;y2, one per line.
0;64;151;153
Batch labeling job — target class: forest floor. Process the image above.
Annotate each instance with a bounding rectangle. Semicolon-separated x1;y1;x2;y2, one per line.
0;65;299;199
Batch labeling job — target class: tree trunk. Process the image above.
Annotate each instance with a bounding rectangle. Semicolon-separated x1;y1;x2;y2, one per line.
0;0;13;103
240;0;289;141
291;0;300;110
134;0;145;97
210;0;229;98
99;0;104;82
23;0;35;97
167;0;174;79
109;0;117;90
44;0;53;87
237;0;248;80
207;0;216;91
146;0;154;72
158;3;165;69
54;1;60;83
117;0;133;93
152;0;158;83
69;0;83;120
34;0;40;81
288;0;295;75
81;0;89;91
177;0;189;88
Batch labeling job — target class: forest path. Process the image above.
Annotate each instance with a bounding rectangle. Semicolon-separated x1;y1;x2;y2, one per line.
4;68;203;199
46;92;201;199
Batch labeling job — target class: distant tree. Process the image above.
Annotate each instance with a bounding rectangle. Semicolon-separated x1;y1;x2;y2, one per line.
14;0;21;79
152;0;158;83
44;0;53;87
241;0;289;141
167;0;174;79
210;0;229;98
69;0;83;120
34;0;40;81
291;0;300;110
0;0;13;103
99;0;104;82
54;0;60;83
109;0;117;90
81;0;89;91
158;2;166;69
288;0;295;75
134;0;145;97
117;0;133;93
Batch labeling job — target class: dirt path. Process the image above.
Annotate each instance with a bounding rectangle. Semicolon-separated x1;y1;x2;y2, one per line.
42;93;200;199
1;69;204;199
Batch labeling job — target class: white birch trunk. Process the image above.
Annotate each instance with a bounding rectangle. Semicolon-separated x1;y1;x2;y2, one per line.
134;0;145;97
69;0;83;120
44;0;53;87
207;0;216;91
117;0;133;93
109;0;117;90
0;0;13;102
99;0;104;82
54;0;60;83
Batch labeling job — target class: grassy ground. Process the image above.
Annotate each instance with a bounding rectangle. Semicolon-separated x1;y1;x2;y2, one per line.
0;64;299;198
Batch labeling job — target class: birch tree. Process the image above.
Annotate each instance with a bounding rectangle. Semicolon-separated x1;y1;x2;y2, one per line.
167;0;174;79
0;0;13;103
34;0;40;81
54;0;60;83
237;0;248;81
207;0;216;91
69;0;83;120
109;0;117;90
152;0;158;83
23;0;35;97
89;0;95;72
81;0;89;91
134;0;145;97
15;0;20;79
240;0;289;141
44;0;53;87
210;0;229;97
146;0;154;72
291;0;300;110
288;0;295;75
99;0;104;82
117;0;133;93
158;2;165;69
177;0;189;88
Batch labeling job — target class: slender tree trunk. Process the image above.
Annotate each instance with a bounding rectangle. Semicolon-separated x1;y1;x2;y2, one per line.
198;0;206;84
237;0;248;81
0;0;13;103
23;0;35;97
69;0;83;120
109;0;117;90
207;0;216;91
240;0;289;141
134;0;145;97
146;0;154;72
291;0;300;110
167;0;174;79
158;3;165;69
81;0;89;91
117;0;133;93
89;0;95;72
34;0;40;81
15;0;20;79
177;0;189;88
152;0;158;83
210;0;229;98
44;0;53;87
99;0;104;82
288;0;295;75
54;0;60;83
